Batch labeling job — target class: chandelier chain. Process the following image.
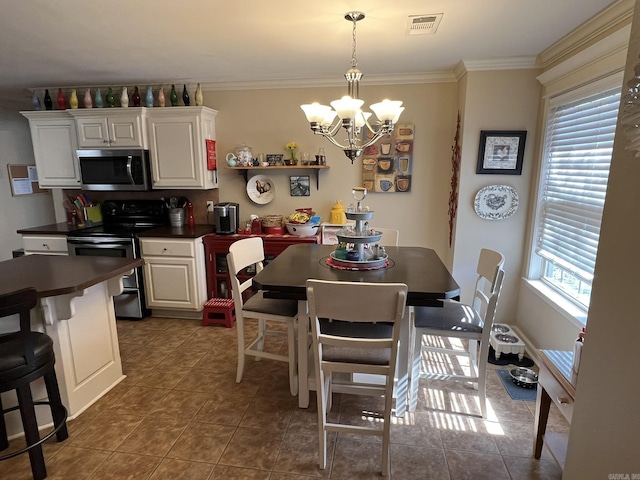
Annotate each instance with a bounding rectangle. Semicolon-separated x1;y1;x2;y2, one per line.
351;18;358;69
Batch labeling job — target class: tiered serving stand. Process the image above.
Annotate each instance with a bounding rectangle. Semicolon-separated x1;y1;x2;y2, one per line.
328;188;389;270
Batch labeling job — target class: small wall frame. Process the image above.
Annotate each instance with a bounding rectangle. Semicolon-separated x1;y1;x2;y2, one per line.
290;176;310;196
476;130;527;175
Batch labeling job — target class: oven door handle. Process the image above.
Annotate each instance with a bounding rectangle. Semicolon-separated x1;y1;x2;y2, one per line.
67;238;132;247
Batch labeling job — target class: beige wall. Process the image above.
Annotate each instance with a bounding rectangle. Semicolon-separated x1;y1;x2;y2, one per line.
0;109;55;260
204;83;458;258
453;69;541;324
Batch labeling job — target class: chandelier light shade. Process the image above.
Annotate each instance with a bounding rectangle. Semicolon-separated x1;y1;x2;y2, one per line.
301;12;404;163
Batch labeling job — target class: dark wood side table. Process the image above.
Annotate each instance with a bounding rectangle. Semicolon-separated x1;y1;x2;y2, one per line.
534;349;576;470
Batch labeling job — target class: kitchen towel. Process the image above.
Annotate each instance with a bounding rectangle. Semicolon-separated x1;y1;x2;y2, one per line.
496;369;537;402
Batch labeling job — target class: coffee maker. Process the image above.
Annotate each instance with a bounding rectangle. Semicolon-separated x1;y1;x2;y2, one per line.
213;202;239;235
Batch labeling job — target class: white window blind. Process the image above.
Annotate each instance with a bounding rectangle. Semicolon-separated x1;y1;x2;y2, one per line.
536;86;621;284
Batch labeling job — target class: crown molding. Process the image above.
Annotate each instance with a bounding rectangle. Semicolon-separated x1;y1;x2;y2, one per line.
538;0;634;69
536;24;630;87
454;57;539;80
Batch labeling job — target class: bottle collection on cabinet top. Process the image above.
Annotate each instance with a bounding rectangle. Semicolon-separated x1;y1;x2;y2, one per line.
29;85;202;110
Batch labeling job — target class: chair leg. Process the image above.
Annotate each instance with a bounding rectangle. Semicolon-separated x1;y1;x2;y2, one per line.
408;329;423;412
43;369;69;442
0;396;8;451
236;317;246;383
256;318;266;357
287;318;298;396
316;370;328;470
477;341;489;419
16;384;47;480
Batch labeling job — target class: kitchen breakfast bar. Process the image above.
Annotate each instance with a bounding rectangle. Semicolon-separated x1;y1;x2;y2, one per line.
0;254;142;437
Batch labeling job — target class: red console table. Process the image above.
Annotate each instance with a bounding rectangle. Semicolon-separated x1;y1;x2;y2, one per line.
203;233;318;299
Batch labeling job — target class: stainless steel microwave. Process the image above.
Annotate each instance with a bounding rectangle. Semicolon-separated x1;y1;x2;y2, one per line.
77;149;152;191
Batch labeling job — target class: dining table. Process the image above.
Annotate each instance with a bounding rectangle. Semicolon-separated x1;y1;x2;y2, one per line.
251;243;460;416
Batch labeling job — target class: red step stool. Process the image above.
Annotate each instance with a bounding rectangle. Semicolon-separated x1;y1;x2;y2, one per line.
202;298;236;328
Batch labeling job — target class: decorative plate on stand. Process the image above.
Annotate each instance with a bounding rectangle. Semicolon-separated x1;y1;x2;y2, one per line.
474;185;519;220
246;175;275;204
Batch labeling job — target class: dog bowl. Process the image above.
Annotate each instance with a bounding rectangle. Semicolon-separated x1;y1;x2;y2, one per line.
509;367;539;389
492;324;511;333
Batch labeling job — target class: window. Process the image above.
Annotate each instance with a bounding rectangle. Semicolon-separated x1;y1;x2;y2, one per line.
535;83;621;309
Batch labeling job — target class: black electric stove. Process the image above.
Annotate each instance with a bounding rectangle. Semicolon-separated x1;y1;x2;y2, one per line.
66;200;169;319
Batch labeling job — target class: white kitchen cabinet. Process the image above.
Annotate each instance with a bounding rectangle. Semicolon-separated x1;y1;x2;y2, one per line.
20;111;81;188
140;237;207;315
146;106;218;189
69;107;148;148
22;234;69;255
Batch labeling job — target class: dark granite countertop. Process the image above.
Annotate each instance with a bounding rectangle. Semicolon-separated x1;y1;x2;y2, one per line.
136;225;215;239
17;222;93;235
0;255;143;298
18;223;215;239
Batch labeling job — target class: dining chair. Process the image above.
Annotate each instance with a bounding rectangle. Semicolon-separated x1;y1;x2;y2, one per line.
374;227;399;246
227;237;299;395
0;288;68;480
306;279;407;476
409;248;505;418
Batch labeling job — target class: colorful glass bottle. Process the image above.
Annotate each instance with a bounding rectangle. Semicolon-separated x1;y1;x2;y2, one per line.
132;86;141;107
106;87;115;107
57;88;67;109
43;89;53;110
170;85;178;106
95;88;104;108
69;89;79;109
158;87;166;107
120;87;129;107
145;86;154;107
32;92;41;111
195;83;203;106
182;84;190;106
84;89;93;108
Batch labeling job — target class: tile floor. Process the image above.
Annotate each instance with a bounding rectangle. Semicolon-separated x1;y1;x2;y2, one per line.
3;316;567;479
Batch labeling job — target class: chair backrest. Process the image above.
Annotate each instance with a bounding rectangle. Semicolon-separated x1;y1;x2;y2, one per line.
0;288;39;365
375;227;399;246
227;237;265;303
472;249;505;332
306;280;407;371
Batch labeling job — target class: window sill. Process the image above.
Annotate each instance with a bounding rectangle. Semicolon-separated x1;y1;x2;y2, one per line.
522;279;588;328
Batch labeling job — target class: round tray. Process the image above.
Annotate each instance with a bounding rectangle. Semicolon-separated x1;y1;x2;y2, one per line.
329;250;388;269
346;211;374;221
509;367;539;389
336;231;382;244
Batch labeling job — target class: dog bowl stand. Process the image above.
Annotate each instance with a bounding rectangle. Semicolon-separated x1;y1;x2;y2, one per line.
490;324;526;360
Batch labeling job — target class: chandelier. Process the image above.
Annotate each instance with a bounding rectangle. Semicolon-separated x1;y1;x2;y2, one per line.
301;12;404;163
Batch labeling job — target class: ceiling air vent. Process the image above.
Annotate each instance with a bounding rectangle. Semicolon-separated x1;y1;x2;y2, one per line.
406;14;443;35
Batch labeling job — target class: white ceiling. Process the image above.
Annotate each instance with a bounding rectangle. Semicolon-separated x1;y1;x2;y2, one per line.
0;0;618;108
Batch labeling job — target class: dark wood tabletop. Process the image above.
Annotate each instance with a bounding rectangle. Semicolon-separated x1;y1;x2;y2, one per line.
0;255;143;298
252;244;460;305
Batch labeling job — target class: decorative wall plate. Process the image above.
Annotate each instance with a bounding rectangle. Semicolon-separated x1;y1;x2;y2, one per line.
474;185;519;220
247;175;275;204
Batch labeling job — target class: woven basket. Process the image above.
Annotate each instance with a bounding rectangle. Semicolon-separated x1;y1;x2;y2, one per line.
262;215;283;227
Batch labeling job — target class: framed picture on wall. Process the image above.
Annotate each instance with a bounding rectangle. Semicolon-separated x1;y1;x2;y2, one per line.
290;176;310;196
476;130;527;175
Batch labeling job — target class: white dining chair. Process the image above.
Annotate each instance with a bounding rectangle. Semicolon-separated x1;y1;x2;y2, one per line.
409;248;505;418
227;237;299;395
374;227;399;246
306;279;407;476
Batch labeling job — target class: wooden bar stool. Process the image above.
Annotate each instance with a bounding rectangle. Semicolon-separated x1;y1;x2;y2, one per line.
0;288;68;480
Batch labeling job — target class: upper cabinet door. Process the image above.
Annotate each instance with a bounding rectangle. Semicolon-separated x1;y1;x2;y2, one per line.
147;106;218;190
70;108;148;149
20;111;81;188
